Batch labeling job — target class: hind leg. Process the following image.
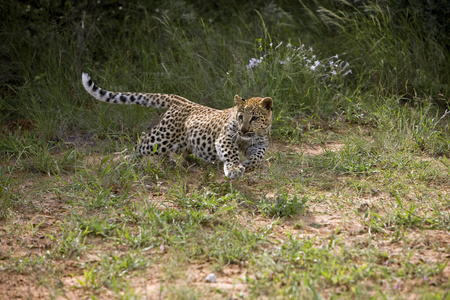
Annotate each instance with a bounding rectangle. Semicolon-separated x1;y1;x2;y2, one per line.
135;126;172;158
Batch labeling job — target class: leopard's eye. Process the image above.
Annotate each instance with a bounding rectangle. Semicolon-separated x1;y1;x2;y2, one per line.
238;114;244;121
250;116;260;122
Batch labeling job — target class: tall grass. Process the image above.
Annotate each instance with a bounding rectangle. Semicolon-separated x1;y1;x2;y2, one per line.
1;1;448;153
297;0;449;101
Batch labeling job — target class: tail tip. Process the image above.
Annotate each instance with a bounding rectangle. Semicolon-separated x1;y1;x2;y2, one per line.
82;72;90;82
82;72;94;89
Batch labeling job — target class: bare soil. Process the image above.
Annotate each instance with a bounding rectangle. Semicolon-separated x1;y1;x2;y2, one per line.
0;140;448;299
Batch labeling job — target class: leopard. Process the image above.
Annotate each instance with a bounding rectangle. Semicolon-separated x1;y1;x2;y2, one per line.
82;73;273;179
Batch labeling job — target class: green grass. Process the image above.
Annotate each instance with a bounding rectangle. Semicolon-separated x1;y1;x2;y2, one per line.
0;0;449;299
0;130;449;297
0;165;18;220
258;193;309;218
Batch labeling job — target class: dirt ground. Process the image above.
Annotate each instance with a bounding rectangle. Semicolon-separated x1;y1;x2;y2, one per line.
0;140;448;299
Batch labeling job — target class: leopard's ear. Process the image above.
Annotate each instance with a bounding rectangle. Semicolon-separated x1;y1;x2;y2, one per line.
260;97;273;111
234;95;245;106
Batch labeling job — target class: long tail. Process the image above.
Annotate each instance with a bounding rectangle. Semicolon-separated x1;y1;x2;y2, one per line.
82;73;174;108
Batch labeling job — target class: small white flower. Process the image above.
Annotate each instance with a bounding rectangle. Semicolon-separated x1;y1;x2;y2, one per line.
246;57;263;69
331;70;337;75
269;43;273;47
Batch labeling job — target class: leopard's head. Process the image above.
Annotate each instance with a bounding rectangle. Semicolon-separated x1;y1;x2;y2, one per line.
234;95;273;139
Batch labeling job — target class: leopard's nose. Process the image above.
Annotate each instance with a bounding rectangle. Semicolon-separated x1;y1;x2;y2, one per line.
240;128;249;135
239;129;255;137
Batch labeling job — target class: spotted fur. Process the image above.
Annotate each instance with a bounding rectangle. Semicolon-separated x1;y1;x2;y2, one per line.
82;73;273;178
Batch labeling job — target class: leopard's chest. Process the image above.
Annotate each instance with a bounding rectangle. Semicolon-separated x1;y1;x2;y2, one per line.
181;115;230;161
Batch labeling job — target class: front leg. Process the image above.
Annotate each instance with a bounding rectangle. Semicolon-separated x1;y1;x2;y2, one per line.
242;145;267;172
215;136;245;179
223;161;245;179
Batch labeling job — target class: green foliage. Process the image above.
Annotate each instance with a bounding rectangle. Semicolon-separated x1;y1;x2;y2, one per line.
1;130;83;174
1;0;448;141
76;215;120;238
373;104;450;156
54;223;87;258
0;165;19;220
100;252;151;281
258;193;309;218
63;157;136;210
170;186;241;213
296;0;449;100
205;223;271;265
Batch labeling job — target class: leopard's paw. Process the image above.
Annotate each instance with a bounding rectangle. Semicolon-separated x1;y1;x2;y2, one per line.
224;163;245;179
242;160;257;172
